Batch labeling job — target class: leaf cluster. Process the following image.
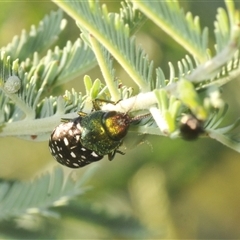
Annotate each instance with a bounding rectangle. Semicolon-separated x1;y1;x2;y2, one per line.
1;0;240;237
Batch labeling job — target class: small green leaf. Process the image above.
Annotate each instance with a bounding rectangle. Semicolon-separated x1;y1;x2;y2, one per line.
177;79;207;120
84;75;93;95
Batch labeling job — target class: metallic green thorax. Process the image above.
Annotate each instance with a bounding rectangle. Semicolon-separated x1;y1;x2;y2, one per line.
79;110;131;156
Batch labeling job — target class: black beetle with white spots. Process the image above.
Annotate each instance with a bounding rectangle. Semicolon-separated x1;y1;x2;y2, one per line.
49;117;103;168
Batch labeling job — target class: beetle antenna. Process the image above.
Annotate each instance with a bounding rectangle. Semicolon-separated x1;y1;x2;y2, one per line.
130;113;151;123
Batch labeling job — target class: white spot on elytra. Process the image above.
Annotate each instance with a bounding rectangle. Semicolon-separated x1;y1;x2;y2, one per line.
63;137;69;146
91;152;99;157
70;151;76;158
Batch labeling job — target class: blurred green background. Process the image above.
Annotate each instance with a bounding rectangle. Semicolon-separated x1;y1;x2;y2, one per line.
1;0;240;239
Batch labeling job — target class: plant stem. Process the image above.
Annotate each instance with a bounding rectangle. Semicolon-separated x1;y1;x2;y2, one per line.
0;91;160;139
4;93;35;119
89;35;120;101
0;112;77;139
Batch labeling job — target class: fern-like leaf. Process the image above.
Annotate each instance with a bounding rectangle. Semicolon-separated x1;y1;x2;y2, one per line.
55;39;96;86
52;0;154;91
0;166;95;220
0;14;98;138
119;0;147;35
132;0;209;63
1;10;67;61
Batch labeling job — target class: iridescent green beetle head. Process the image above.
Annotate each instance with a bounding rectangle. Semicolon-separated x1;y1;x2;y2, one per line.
102;111;131;141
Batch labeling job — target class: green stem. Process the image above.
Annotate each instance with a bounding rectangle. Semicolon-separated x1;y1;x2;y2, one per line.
89;35;120;101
